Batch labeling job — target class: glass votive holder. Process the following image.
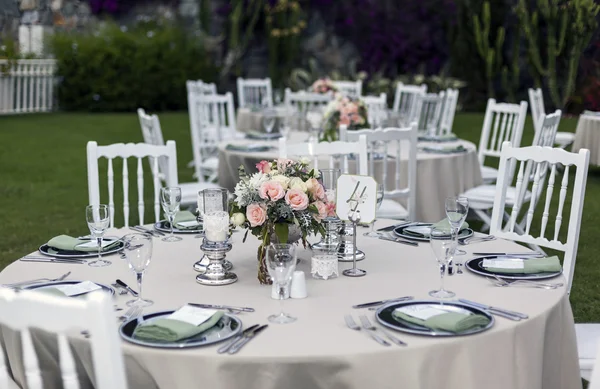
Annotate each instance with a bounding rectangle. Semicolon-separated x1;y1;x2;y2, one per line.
203;211;229;243
311;246;339;280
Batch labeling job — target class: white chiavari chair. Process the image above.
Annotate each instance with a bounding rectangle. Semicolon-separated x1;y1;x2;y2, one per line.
439;88;459;135
278;136;368;175
284;89;332;115
417;91;445;133
528;87;575;149
477;98;528;184
0;288;127;389
186;80;217;169
462;110;561;230
137;109;218;207
363;93;388;127
347;126;417;220
237;78;273;109
87;141;178;228
332;80;363;98
392;82;427;125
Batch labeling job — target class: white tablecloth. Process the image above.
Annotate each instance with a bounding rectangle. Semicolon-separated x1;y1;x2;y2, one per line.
218;132;483;222
573;113;600;165
0;222;581;389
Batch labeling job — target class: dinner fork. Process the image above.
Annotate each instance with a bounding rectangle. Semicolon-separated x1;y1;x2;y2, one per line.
344;315;390;346
118;306;142;322
358;315;407;346
2;271;71;288
489;275;563;289
459;235;496;245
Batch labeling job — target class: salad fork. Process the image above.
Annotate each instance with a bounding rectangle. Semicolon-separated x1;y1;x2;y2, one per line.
344;315;390;346
488;275;563;289
358;315;406;346
2;271;71;288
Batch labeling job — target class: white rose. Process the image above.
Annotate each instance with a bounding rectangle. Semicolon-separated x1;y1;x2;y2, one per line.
289;177;308;192
271;174;290;190
230;213;245;227
270;169;279;175
311;168;320;178
300;156;311;165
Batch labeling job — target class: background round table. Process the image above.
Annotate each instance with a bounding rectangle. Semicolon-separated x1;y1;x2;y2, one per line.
0;222;580;389
573;113;600;165
218;132;483;222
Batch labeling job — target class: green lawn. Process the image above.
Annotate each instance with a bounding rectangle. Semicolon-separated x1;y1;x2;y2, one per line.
0;111;598;323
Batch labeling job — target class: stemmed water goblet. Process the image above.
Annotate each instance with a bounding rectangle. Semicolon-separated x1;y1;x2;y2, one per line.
267;244;297;324
364;184;385;238
445;196;469;257
86;204;111;267
429;227;455;298
161;187;182;242
263;110;276;134
306;108;322;142
122;233;153;307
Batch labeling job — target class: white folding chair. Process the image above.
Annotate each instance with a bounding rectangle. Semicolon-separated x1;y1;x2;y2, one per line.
439;88;459;135
363;93;388;127
477;98;528;183
462;110;561;230
0;288;127;389
347;126;417;220
392;82;427;125
528;87;575;149
237;78;273;108
137;109;218;207
417;91;445;133
87;141;178;228
284;89;332;115
278;135;368;175
332;80;362;98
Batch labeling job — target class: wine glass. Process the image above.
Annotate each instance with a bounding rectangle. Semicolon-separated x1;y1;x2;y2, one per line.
445;196;469;256
364;184;385;237
429;227;455;298
306;108;322;142
122;233;153;307
267;244;297;324
161;187;182;242
86;204;111;267
263;110;276;134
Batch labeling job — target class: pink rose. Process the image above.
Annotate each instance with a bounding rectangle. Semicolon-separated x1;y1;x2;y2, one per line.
308;178;325;200
313;201;328;222
259;181;285;201
246;203;267;227
325;201;337;217
285;189;309;211
276;158;294;171
255;160;271;174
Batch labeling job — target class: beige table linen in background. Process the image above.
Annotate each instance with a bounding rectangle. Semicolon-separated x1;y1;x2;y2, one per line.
0;220;581;389
236;107;310;133
218;132;483;222
573;113;600;165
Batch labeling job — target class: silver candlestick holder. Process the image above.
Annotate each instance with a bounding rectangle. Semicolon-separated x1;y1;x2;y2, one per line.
196;239;237;286
342;209;366;277
193;213;233;273
337;221;365;262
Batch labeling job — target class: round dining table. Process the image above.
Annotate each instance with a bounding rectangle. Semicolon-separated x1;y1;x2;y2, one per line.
573;112;600;165
0;221;580;389
218;132;483;222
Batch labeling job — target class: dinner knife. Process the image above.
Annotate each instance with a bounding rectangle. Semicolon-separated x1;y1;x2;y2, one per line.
228;325;268;354
376;220;413;232
378;236;419;247
20;257;85;264
353;296;414;309
130;226;163;237
116;279;139;297
217;324;259;354
458;299;529;320
189;303;255;313
472;252;544;257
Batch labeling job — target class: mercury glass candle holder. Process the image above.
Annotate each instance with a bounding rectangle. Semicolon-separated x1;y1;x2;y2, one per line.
196;211;237;286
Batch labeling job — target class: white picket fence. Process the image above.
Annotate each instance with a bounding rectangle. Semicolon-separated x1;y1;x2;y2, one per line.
0;59;57;114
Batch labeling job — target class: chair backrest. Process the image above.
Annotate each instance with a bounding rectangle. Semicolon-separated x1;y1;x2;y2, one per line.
0;288;127;389
237;78;273;109
392;82;427;124
284;88;332;114
278;135;368;175
589;342;600;389
439;88;459;135
137;108;171;182
186;80;217;97
346;126;418;220
332;80;362;98
490;142;590;294
417;91;445;132
528;87;546;132
478;98;528;166
87;141;178;228
363;93;388;127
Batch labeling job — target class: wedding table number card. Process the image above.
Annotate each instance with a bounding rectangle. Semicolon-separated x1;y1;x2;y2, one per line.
335;174;377;223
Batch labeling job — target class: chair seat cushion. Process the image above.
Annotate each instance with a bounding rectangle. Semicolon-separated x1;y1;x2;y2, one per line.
480;165;498;183
461;185;532;209
377;199;409;220
555;132;575;145
180;182;220;206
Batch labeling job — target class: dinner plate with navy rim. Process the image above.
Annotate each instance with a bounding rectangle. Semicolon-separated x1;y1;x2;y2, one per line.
245;131;282;140
465;255;563;281
23;281;115;296
392;223;474;242
120;310;242;349
154;220;203;234
39;237;124;258
375;300;494;337
418;134;458;142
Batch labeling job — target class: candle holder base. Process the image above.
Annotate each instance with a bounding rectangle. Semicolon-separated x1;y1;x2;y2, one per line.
196;239;237;286
342;268;367;277
193;256;233;272
196;272;238;286
337;249;365;262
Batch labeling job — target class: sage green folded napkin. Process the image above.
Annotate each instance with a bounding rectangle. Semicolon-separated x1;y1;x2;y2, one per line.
419;133;458;141
404;219;469;238
246;131;282;140
431;218;470;234
392;309;490;333
483;255;561;274
47;235;120;252
422;145;467;154
173;211;200;230
225;144;272;152
133;311;224;342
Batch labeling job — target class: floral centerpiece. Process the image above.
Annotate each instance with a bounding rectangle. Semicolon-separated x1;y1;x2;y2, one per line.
321;94;370;141
230;158;333;284
311;78;338;94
